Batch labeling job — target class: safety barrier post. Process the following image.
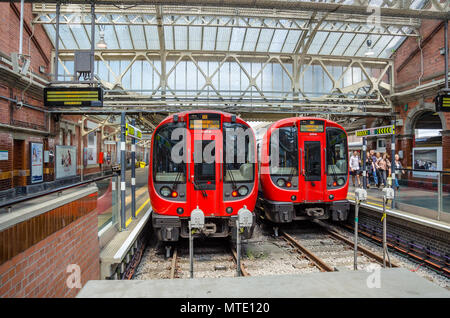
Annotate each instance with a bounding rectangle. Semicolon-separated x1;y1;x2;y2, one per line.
189;207;205;278
112;174;119;229
236;206;253;277
354;189;367;270
382;188;394;268
438;172;443;221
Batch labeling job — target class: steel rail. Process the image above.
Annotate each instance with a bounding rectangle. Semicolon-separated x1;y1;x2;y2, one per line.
280;230;334;272
314;221;400;268
230;246;250;277
170;247;178;279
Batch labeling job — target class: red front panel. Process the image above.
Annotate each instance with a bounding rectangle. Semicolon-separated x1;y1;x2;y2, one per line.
260;117;348;204
149;111;258;218
299;132;326;202
187;129;224;217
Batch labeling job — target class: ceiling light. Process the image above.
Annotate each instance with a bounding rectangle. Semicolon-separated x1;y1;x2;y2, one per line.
96;30;107;49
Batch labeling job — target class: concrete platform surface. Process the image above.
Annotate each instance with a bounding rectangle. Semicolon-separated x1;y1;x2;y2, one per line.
77;268;449;298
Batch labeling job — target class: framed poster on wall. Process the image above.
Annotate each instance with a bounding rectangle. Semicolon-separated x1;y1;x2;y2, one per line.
56;146;77;179
412;147;442;178
30;142;43;184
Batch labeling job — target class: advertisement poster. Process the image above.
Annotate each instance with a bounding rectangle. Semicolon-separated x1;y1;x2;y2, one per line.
56;146;77;179
30;142;43;183
86;147;97;165
412;147;442;178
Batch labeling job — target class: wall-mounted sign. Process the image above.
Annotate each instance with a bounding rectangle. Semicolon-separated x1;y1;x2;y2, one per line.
104;140;116;145
44;87;103;107
126;123;142;139
412;147;442;179
56;146;77;179
355;125;395;137
30;142;43;183
0;150;8;160
435;92;450;112
86;147;97;165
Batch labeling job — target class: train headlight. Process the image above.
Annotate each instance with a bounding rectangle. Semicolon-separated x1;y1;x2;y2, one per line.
160;186;171;197
238;186;249;196
337;178;345;186
276;178;286;187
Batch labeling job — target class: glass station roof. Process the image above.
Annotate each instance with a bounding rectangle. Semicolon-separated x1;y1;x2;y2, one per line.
35;3;424;59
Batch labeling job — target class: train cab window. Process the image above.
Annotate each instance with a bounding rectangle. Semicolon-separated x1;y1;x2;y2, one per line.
153;122;186;183
326;128;348;175
223;123;255;182
269;126;298;176
194;140;216;185
304;141;321;181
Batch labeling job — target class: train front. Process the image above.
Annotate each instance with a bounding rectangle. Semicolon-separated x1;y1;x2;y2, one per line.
259;118;349;223
149;111;258;242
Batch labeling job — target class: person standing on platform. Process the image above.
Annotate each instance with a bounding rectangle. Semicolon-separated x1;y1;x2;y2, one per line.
375;152;382;188
370;150;378;187
365;151;372;188
378;153;389;188
349;151;361;187
393;154;404;190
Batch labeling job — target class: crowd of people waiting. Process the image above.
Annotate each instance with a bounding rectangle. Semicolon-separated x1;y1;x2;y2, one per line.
349;149;405;190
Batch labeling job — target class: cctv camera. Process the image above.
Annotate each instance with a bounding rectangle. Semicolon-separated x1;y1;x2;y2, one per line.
366;39;372;47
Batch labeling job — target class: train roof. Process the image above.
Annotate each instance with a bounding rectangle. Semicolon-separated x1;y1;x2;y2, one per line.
155;110;249;129
266;117;346;132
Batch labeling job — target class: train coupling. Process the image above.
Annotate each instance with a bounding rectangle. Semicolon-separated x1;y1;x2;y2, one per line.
305;207;325;217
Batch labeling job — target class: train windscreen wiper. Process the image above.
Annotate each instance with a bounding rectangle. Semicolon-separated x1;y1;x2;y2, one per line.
192;178;208;197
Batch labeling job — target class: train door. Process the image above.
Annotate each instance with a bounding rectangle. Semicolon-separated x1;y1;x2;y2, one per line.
187;128;223;217
298;120;326;202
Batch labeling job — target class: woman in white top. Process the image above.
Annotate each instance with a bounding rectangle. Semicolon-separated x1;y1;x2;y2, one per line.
349;151;361;187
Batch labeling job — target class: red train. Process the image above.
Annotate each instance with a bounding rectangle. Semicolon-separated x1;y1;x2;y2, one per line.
258;117;349;223
149;111;258;242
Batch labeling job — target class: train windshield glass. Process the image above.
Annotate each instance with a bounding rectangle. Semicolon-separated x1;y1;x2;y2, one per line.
153;122;186;183
194;140;216;184
326;128;348;175
270;126;298;176
223;123;255;182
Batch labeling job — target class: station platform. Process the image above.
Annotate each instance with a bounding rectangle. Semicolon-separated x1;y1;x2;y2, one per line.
77;268;449;298
347;184;450;230
98;167;152;279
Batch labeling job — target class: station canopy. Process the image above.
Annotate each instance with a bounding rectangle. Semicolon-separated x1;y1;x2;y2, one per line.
30;0;448;130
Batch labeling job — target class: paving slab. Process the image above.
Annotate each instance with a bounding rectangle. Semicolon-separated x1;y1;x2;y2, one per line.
77;268;449;298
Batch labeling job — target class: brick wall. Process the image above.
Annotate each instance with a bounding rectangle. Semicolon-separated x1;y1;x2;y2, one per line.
0;3;53;74
0;199;100;298
392;19;450;170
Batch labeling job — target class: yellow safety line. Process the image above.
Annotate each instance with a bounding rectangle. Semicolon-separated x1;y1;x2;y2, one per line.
125;198;150;228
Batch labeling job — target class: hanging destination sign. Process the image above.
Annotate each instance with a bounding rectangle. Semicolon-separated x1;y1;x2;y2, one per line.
355;125;395;137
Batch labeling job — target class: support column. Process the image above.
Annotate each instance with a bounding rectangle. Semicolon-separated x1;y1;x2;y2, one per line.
362;125;367;189
90;2;96;81
54;1;60;81
131;119;136;219
120;112;126;231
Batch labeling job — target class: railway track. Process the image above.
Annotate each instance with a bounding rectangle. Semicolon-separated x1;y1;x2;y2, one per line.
134;239;249;279
279;222;398;272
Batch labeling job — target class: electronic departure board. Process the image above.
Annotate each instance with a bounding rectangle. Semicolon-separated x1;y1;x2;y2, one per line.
189;113;221;129
44;87;103;107
300;120;324;133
